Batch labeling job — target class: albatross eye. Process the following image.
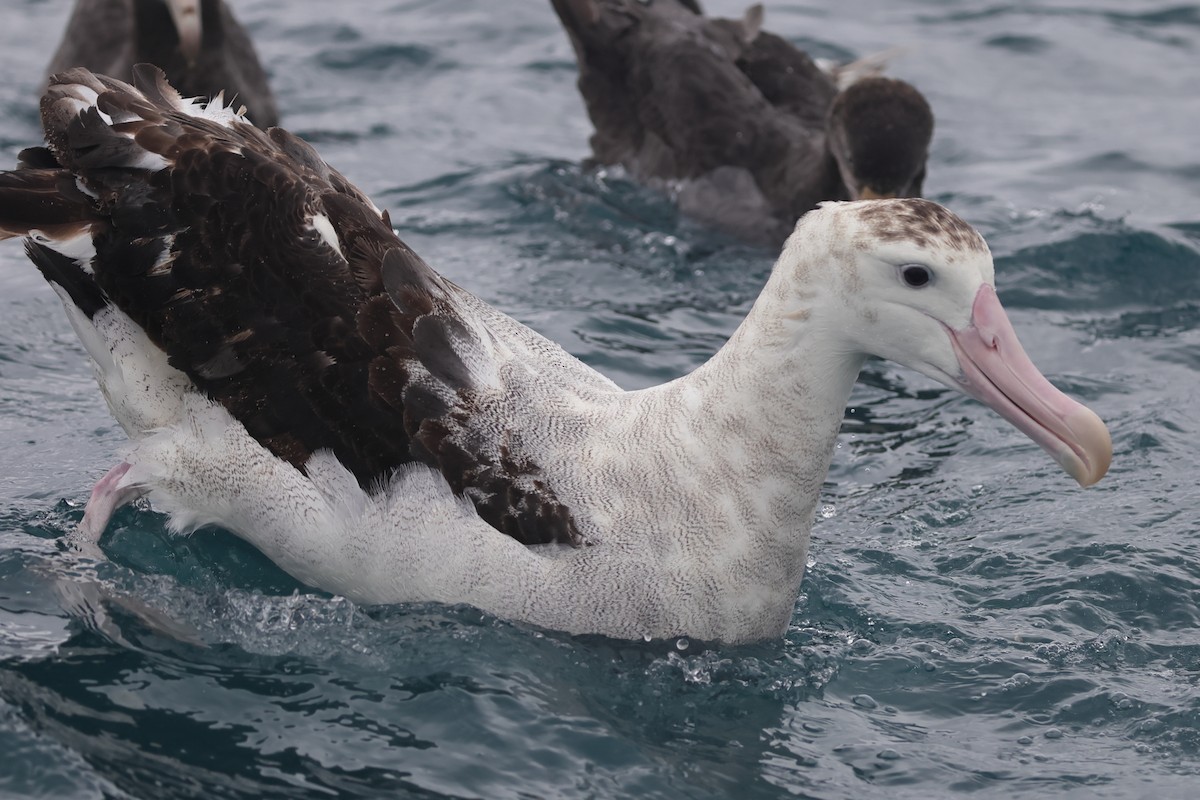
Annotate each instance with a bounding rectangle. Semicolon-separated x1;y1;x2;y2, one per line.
900;264;932;288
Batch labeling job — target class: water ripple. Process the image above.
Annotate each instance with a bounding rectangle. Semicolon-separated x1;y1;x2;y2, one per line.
1;0;1198;796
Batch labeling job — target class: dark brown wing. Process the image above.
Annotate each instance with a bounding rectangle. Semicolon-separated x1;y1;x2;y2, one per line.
552;0;795;176
552;2;838;182
15;65;581;546
551;0;844;241
732;29;837;130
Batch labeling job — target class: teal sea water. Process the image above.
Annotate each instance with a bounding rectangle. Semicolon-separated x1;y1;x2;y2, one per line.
1;0;1198;797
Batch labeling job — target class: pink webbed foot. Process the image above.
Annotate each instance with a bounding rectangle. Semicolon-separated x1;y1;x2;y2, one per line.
68;462;146;556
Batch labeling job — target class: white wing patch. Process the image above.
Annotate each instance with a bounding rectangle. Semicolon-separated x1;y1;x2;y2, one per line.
57;85;111;124
175;90;248;128
309;213;343;259
30;228;95;270
125;150;171;171
74;178;98;199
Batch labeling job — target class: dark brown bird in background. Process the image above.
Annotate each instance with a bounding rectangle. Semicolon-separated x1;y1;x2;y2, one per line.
48;0;279;128
550;0;934;245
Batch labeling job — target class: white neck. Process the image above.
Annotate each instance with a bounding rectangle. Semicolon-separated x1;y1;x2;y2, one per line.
580;258;866;566
677;270;862;520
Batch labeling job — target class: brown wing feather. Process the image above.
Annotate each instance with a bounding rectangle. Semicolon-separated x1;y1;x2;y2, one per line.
550;0;827;189
5;66;582;546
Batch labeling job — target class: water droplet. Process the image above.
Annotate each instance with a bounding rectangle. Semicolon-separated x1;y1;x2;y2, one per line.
1044;728;1064;740
1017;736;1033;746
851;694;878;709
642;633;652;643
675;637;689;651
1136;718;1163;734
1004;672;1032;690
820;504;837;519
877;749;901;760
805;554;816;569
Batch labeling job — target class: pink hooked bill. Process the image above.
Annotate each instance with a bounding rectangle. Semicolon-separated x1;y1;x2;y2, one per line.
947;285;1112;486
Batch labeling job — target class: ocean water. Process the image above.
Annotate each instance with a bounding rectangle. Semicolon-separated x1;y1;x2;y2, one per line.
0;0;1198;797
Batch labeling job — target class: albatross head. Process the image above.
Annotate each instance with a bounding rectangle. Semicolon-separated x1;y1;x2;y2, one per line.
784;198;1112;487
827;78;933;201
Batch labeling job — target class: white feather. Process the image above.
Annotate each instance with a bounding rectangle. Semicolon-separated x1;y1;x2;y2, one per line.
175;92;246;127
31;229;95;269
309;213;342;258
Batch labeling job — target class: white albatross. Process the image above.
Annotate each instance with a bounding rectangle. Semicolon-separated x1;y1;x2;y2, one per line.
0;67;1112;645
